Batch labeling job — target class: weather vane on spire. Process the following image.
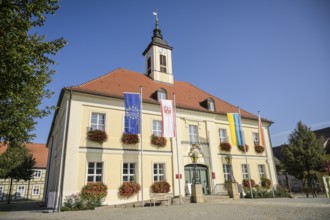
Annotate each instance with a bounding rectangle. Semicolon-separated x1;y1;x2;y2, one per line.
153;9;159;28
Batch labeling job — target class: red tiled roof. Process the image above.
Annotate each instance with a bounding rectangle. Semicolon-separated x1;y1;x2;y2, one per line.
67;68;267;122
0;143;48;168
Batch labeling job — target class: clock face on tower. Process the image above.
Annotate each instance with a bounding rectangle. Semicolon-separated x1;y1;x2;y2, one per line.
160;48;166;55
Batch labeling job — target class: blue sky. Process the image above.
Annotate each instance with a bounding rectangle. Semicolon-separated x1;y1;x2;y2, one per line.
33;0;330;146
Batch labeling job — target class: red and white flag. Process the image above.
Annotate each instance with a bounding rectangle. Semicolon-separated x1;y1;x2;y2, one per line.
258;113;265;146
160;100;176;137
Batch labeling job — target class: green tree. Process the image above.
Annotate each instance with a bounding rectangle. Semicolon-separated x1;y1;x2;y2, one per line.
0;0;66;144
0;144;36;204
281;121;323;197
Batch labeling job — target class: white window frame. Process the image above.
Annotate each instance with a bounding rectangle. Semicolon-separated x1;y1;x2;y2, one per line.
160;54;167;73
33;169;42;178
219;129;228;143
152;120;162;136
32;185;40;196
241;164;250;179
157;89;167;101
189;125;198;144
90;112;106;131
16;185;26;199
253;132;259;146
258;164;266;180
207;98;215;111
223;164;232;181
87;162;103;182
123;162;136;182
153;163;165;182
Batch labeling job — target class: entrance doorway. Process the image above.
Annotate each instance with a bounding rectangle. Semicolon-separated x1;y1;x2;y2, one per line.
184;164;210;195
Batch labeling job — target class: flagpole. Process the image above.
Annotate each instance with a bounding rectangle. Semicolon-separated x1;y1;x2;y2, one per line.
258;111;275;198
238;107;253;199
140;86;144;207
173;93;182;205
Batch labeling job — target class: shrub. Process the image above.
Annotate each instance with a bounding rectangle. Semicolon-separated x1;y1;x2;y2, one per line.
254;145;265;153
151;134;167;147
242;179;255;188
274;185;289;197
238;144;249;152
121;133;139;144
80;182;108;208
62;193;84;211
261;178;272;189
220;142;231;152
118;182;141;199
151;180;171;193
87;130;108;143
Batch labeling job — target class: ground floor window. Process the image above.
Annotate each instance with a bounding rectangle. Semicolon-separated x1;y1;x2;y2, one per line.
32;185;40;196
241;164;250;179
223;164;232;181
16;185;26;199
258;164;266;180
87;162;103;182
123;163;136;182
153;163;165;181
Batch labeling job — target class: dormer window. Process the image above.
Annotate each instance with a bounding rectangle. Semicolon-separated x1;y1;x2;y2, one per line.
160;55;167;73
207;98;215;111
157;88;167;101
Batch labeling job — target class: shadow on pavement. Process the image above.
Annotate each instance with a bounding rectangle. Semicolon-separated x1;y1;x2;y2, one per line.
0;200;46;212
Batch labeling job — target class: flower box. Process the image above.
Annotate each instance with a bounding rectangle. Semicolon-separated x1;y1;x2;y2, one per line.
118;182;141;199
87;130;108;143
254;145;265;153
151;180;171;193
151;134;167;147
121;133;139;145
220;142;232;152
238;144;249;153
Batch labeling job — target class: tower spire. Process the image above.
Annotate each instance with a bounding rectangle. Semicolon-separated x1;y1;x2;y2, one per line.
153;9;159;29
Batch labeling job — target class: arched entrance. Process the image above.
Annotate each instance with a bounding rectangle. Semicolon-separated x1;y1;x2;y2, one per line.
184;164;210;195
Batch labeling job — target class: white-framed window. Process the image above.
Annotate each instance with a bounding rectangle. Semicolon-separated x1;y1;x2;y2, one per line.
219;129;227;143
223;164;232;181
123;163;136;182
157;89;167;101
0;186;3;198
189;125;198;143
253;132;259;146
16;185;25;199
152;120;162;136
160;54;167;73
153;163;165;182
91;112;105;130
258;164;266;180
32;185;40;196
87;162;103;182
207;98;215;111
241;164;250;179
33;170;42;178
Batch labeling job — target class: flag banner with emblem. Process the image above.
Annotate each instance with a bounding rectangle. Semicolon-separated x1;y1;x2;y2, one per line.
160;100;176;137
227;113;243;146
124;93;141;134
258;113;265;146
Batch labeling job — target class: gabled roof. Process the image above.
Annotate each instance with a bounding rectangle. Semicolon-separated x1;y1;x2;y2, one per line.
67;68;266;122
0;143;48;168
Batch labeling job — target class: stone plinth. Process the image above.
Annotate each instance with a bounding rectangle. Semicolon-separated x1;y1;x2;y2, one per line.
226;182;240;200
191;184;204;203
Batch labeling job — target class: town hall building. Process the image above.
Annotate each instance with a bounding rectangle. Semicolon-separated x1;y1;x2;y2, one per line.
45;16;278;209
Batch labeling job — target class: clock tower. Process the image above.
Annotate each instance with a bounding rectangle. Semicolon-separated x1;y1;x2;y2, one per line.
143;12;174;84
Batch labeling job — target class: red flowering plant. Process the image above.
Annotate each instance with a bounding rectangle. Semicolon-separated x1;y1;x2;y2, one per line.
87;130;108;143
254;145;265;153
242;179;255;188
118;181;141;199
151;134;167;147
219;142;231;152
238;144;249;153
261;178;272;189
80;182;108;208
121;133;139;145
151;180;171;193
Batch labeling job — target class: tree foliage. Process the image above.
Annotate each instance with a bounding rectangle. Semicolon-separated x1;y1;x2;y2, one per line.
0;0;66;144
281;121;324;181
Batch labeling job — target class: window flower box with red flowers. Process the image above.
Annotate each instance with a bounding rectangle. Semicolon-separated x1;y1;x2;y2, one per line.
87;130;108;143
238;144;249;153
219;142;232;152
242;179;255;188
118;182;141;199
151;180;171;193
151;134;167;147
254;145;265;153
121;133;139;145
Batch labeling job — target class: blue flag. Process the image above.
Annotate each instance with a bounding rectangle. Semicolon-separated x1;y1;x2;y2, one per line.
124;93;141;134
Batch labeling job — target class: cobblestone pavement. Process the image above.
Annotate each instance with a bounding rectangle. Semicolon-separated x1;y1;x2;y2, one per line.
0;195;329;220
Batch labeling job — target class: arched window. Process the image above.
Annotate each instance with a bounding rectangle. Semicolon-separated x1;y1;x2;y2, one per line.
157;88;167;101
207;98;215;111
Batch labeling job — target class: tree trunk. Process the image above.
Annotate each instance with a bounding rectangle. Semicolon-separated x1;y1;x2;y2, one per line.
7;178;13;204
